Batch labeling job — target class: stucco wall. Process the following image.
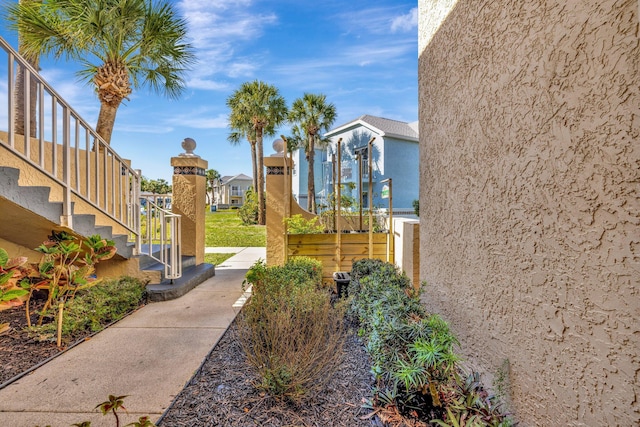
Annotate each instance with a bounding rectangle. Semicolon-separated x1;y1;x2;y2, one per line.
418;1;639;426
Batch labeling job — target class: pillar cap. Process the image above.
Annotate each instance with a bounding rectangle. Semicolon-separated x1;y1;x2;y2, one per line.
179;137;200;158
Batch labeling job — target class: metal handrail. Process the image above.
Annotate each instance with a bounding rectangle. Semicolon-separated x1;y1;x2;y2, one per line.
141;195;181;280
0;36;141;253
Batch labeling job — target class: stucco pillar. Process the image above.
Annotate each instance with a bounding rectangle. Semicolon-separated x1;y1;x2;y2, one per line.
171;138;208;265
264;153;290;267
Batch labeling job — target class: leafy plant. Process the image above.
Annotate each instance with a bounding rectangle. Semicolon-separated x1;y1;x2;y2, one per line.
0;248;30;311
432;372;514;427
348;258;511;426
96;394;128;426
237;187;259;225
29;276;146;342
4;231;117;347
30;396;156;427
413;199;420;217
283;214;324;234
69;395;156;427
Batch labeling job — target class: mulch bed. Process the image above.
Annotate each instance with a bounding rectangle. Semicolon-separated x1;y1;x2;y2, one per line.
158;319;379;427
0;300;65;386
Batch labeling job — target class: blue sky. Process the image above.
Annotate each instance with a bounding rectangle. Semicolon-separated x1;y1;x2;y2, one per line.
1;0;417;182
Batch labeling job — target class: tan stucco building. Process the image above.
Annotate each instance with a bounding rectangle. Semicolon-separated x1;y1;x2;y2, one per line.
418;1;639;425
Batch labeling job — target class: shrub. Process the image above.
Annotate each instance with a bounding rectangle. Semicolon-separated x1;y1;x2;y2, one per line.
28;276;146;343
237;188;259;225
283;214;324;234
348;259;513;425
2;231;117;347
238;258;344;401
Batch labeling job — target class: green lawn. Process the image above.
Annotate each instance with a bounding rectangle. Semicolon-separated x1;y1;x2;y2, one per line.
205;210;266;247
204;252;235;265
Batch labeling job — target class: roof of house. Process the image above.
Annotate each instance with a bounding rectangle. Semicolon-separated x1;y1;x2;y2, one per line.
325;114;419;142
219;173;252;184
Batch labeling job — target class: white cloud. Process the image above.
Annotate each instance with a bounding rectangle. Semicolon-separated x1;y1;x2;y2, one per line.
187;77;230;91
333;5;417;36
117;123;175;134
391;7;418;33
270;36;415;89
168;110;228;129
177;0;278;88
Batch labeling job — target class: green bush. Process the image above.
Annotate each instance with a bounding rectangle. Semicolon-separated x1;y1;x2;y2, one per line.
237;188;259;225
348;259;511;425
283;214;324;234
238;258;344;401
29;276;146;343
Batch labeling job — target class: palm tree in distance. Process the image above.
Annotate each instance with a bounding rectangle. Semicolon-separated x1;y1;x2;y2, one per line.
227;80;288;225
7;0;195;145
289;93;337;213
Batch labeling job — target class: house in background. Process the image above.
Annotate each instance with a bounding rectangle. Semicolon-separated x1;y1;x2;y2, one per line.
292;115;419;213
213;173;252;209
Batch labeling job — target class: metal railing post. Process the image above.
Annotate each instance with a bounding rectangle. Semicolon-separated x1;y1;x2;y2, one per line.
61;106;73;228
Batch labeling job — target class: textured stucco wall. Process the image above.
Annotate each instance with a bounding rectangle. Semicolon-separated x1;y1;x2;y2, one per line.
418;1;639;425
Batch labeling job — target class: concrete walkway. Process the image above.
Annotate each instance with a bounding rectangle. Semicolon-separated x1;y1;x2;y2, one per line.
0;247;265;427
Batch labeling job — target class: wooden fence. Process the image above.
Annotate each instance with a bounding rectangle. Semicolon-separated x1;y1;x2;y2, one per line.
287;232;391;286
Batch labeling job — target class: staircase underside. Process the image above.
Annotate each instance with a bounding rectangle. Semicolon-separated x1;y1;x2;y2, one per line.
0;196;66;251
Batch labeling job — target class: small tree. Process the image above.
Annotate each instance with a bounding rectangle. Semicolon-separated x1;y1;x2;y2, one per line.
141;177;171;195
238;187;259;225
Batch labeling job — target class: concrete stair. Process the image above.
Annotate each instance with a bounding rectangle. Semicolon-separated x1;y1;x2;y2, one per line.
0;166;134;258
137;249;215;301
0;166;215;300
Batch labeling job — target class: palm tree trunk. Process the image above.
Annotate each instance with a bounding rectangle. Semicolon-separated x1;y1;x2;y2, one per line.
14;0;41;138
250;141;258;194
307;134;316;213
95;101;121;145
14;61;39;137
256;130;266;225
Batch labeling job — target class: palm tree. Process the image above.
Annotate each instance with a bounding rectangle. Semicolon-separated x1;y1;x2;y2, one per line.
226;80;288;225
7;0;195;145
288;93;337;213
206;169;221;205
